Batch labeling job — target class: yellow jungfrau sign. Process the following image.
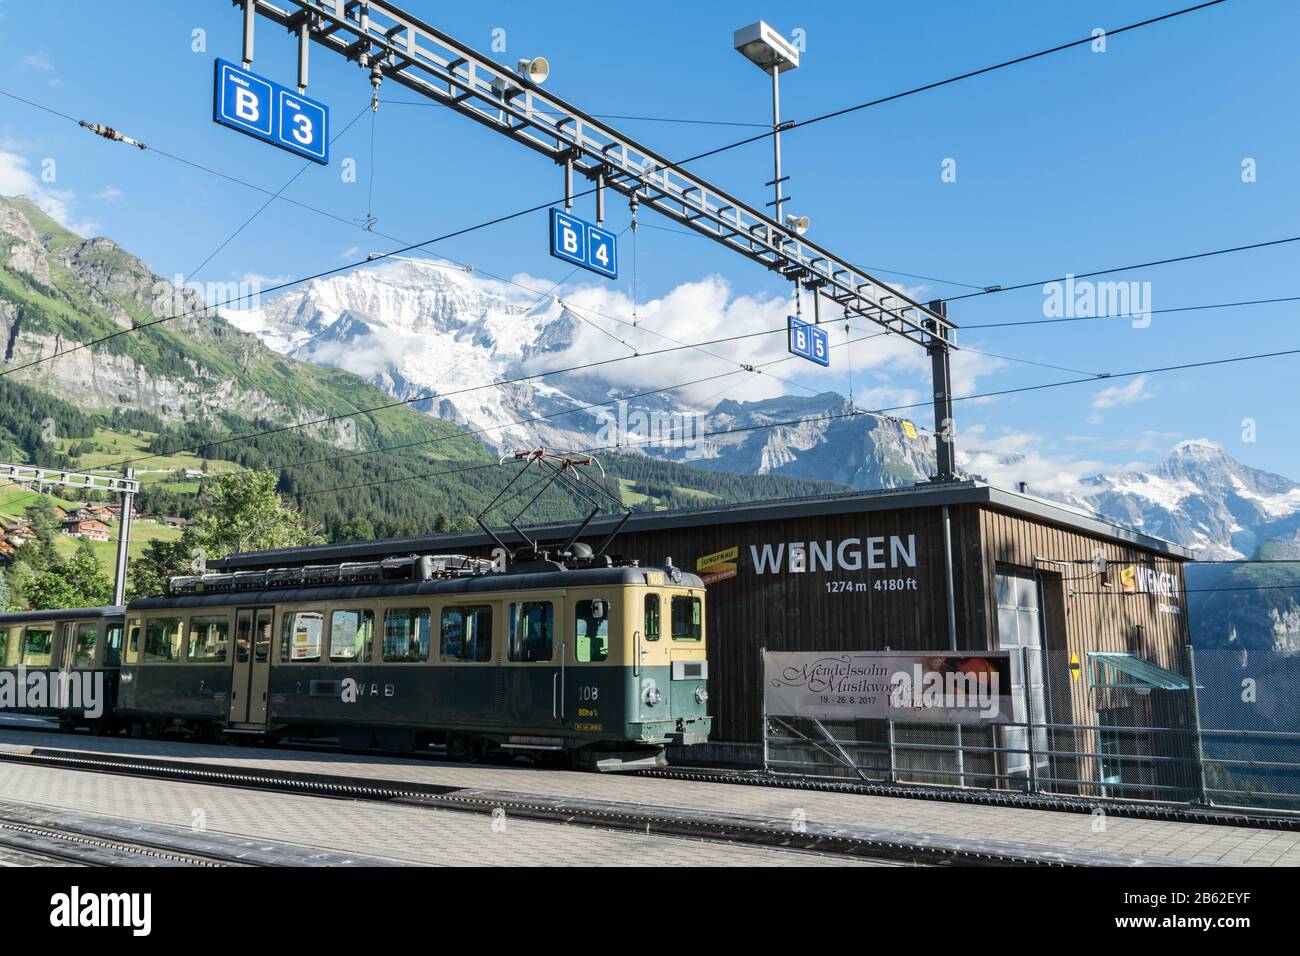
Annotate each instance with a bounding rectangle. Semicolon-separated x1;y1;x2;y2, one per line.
696;546;738;571
901;420;918;440
696;545;738;585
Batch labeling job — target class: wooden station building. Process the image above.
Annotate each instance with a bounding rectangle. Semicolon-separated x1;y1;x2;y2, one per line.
216;480;1199;796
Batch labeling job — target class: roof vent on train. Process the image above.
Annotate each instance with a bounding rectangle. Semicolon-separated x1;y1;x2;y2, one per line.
166;553;496;596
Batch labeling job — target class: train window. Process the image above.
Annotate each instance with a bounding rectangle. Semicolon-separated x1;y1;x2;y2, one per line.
575;600;610;663
671;595;703;642
143;619;183;663
72;623;98;668
383;609;431;663
0;628;7;666
125;618;142;664
440;606;492;663
507;602;553;663
644;594;661;642
330;610;374;663
22;627;53;666
104;624;123;667
188;616;229;662
281;611;325;663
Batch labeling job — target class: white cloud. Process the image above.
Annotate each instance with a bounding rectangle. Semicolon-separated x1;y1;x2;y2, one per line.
957;427;1111;497
956;425;1178;498
340;245;361;260
239;270;293;288
855;382;923;413
1087;375;1154;424
21;51;52;71
93;186;124;202
0;148;94;235
1091;375;1153;410
533;276;799;405
1064;429;1182;454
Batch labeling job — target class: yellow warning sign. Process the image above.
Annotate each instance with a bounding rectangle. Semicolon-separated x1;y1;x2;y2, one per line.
1070;652;1081;682
901;420;918;440
1119;564;1137;593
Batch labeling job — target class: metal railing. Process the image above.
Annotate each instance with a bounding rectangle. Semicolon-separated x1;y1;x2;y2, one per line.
761;647;1300;812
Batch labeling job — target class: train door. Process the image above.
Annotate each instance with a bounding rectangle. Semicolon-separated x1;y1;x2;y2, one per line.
502;597;564;729
56;620;98;711
229;607;274;725
553;599;567;727
568;596;611;728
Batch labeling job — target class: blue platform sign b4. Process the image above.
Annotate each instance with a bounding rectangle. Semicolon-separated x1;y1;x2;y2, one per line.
213;59;329;165
788;315;830;367
549;208;618;279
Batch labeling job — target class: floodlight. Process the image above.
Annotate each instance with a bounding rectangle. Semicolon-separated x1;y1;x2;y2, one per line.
733;21;799;73
516;56;550;85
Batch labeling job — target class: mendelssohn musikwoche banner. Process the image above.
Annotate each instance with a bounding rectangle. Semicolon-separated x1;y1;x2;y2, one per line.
764;651;1015;724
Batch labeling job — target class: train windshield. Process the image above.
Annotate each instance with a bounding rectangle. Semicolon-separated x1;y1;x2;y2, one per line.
575;599;609;663
671;595;702;642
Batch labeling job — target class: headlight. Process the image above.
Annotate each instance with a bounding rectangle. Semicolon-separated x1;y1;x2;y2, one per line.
694;686;708;704
643;686;663;706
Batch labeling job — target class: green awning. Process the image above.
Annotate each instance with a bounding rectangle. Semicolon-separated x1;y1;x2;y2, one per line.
1087;652;1191;691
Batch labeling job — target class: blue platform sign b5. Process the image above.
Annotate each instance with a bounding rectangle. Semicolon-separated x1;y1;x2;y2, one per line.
788;315;830;367
213;59;329;165
549;208;618;279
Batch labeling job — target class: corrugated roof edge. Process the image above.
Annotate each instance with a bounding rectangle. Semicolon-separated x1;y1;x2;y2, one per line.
215;480;1197;570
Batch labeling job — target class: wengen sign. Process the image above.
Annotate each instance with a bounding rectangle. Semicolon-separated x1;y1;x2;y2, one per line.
764;651;1015;725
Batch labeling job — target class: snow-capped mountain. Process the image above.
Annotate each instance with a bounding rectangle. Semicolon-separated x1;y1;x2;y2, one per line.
227;260;696;453
228;261;937;486
967;440;1300;560
1074;440;1300;559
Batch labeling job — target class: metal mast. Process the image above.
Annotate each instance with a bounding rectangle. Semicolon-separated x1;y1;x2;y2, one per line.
229;0;962;480
0;463;140;604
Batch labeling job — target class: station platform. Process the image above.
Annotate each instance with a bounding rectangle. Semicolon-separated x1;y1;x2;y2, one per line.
0;726;1296;866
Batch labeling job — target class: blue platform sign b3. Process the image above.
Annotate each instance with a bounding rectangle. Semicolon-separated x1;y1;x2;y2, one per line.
788;315;830;367
213;59;329;165
549;208;618;279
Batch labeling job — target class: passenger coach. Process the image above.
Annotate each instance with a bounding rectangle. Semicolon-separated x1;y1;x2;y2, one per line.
117;551;710;769
0;606;125;727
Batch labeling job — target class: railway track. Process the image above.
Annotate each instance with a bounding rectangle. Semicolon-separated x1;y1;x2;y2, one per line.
0;815;252;867
640;765;1300;831
0;740;1189;866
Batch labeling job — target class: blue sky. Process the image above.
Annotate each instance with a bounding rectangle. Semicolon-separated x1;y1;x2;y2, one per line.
0;0;1297;490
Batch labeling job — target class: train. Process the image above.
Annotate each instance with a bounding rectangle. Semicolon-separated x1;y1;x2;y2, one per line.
0;548;711;770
